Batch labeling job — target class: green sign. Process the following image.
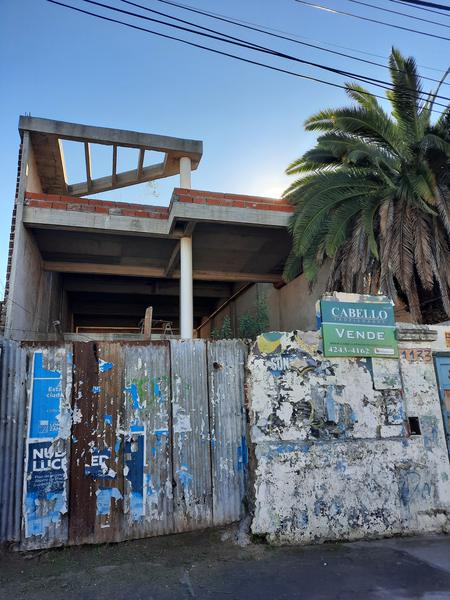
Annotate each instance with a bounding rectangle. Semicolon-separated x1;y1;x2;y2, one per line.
321;298;398;358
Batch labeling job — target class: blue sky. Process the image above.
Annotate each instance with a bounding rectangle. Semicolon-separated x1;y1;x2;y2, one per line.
1;0;449;289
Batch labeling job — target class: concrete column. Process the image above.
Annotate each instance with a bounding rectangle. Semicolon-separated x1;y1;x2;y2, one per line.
179;156;193;338
179;156;192;189
180;236;193;338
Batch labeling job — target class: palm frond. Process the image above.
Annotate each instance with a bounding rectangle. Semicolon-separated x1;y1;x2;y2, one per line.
284;48;450;322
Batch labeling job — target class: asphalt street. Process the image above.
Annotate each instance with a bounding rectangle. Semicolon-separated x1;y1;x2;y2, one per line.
2;529;450;599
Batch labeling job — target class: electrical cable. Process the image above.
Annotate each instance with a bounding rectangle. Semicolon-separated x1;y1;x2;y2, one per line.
387;0;450;17
294;0;450;41
45;0;399;100
75;0;450;103
120;0;450;86
79;0;407;93
150;0;448;73
46;0;450;111
393;0;450;12
344;0;450;27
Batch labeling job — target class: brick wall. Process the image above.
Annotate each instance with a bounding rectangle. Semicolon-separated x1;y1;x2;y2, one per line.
172;188;294;213
23;188;293;226
25;193;170;219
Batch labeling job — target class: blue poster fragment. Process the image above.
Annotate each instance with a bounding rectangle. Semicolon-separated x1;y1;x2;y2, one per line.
96;487;123;516
84;448;114;479
27;440;66;495
25;440;67;538
98;359;113;373
24;351;68;539
125;433;145;521
29;352;62;439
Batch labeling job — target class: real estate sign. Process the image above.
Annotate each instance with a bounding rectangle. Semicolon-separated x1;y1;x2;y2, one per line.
321;297;398;358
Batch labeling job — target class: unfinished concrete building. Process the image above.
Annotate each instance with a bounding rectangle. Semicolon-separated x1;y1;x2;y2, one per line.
2;116;299;340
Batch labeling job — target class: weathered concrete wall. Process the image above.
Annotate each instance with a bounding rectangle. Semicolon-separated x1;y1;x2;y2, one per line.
278;265;329;332
206;265;329;339
26;143;43;194
248;330;450;544
4;138;71;340
205;284;279;338
5;228;70;339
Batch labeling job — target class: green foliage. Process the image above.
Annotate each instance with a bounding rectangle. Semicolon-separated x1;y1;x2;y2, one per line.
238;296;270;340
210;315;233;340
284;48;450;323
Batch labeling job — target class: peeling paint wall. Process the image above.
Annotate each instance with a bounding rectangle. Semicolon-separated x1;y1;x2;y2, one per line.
249;330;450;544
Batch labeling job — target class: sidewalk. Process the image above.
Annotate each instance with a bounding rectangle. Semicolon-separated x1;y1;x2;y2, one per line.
2;528;450;599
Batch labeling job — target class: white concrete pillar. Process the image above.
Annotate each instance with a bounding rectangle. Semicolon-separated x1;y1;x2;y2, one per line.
180;236;193;338
179;156;192;189
179;156;193;337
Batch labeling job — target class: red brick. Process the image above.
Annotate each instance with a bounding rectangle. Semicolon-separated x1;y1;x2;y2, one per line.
95;206;109;214
206;198;228;206
51;201;68;210
72;196;92;205
96;200;117;207
31;200;53;209
25;192;49;201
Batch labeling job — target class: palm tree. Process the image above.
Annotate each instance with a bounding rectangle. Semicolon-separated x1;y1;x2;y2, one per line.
284;49;450;323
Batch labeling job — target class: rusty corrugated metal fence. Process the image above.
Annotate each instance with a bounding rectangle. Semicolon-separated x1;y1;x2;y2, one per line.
0;339;248;550
0;339;27;543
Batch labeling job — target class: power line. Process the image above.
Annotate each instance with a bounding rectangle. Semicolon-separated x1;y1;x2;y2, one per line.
345;0;450;28
294;0;450;41
138;0;450;86
150;0;449;73
76;0;450;103
45;0;399;99
46;0;450;111
388;0;450;18
76;0;418;95
394;0;450;11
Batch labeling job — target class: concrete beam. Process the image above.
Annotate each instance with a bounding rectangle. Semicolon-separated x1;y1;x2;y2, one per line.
84;143;92;192
24;207;172;237
112;145;117;185
28;133;68;195
165;223;195;277
67;161;167;197
62;277;232;297
137;148;145;179
72;302;207;318
165;241;181;277
171;201;290;229
44;261;282;282
23;196;290;238
58;139;68;191
19;116;203;161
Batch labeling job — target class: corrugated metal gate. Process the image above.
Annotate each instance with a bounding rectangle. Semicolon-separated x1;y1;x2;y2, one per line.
1;339;248;550
0;340;27;544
